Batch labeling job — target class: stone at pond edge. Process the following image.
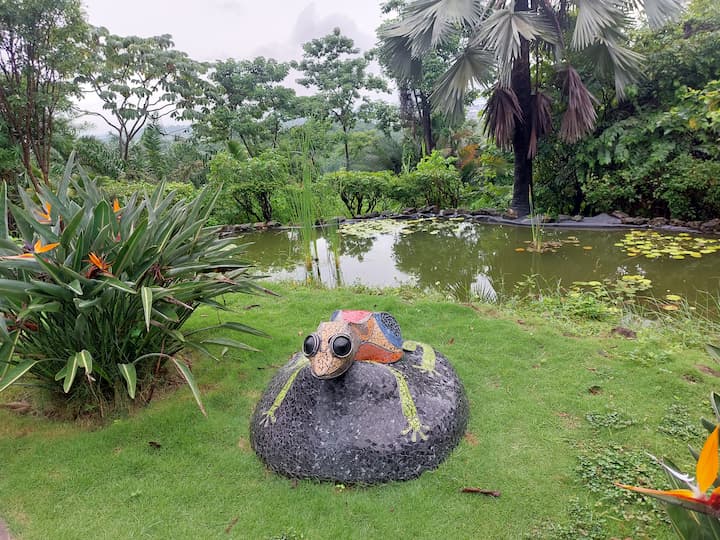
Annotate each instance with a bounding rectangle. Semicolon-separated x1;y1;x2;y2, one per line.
250;347;468;484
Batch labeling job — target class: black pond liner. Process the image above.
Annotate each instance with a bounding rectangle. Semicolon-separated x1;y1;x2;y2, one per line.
250;347;468;484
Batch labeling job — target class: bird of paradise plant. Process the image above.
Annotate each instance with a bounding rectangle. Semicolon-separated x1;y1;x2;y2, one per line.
617;426;720;516
617;344;720;538
0;152;268;417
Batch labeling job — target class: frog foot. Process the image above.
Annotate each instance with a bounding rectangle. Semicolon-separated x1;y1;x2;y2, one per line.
401;420;429;442
403;340;438;376
260;410;277;427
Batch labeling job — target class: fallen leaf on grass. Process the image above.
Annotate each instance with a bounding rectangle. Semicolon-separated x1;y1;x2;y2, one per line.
148;441;162;449
461;488;501;497
611;327;637;339
464;432;479;446
697;365;720;378
588;385;602;395
0;400;31;414
225;517;239;534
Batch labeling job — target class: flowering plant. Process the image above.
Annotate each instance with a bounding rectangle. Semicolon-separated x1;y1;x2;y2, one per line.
0;155;265;416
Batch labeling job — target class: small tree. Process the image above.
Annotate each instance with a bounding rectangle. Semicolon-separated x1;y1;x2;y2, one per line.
77;28;207;163
0;0;88;190
293;28;388;171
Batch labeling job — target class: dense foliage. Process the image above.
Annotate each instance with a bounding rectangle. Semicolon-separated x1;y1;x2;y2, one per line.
534;2;720;220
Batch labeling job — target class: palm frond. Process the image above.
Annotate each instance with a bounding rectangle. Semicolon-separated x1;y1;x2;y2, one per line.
559;66;598;143
529;91;553;158
378;25;424;82
398;0;486;56
586;34;644;99
473;8;558;86
629;0;685;28
572;0;628;50
431;46;495;122
482;86;523;150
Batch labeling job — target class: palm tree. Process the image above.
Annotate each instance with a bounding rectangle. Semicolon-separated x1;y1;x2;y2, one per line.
380;0;684;216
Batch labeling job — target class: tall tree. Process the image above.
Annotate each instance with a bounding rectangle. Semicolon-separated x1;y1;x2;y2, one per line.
381;0;685;215
378;0;459;156
294;28;388;171
197;57;297;156
77;28;207;163
0;0;88;190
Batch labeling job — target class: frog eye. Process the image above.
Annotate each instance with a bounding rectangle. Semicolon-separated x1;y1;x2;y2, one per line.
330;334;353;358
302;334;319;356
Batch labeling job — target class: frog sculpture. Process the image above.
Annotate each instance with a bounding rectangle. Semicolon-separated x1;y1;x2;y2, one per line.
250;310;468;484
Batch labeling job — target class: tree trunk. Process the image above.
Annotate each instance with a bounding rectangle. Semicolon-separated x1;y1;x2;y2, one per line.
419;92;434;154
510;0;533;217
343;125;350;171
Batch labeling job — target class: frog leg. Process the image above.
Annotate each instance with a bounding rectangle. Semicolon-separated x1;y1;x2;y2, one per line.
261;357;309;426
387;365;429;442
402;340;437;376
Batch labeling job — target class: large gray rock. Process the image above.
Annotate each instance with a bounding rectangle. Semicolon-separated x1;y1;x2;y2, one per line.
250;347;468;484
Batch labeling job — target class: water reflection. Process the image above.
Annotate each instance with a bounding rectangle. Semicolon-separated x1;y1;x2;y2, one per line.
237;220;720;302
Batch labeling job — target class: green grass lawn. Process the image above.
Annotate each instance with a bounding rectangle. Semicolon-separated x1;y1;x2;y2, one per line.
0;283;716;539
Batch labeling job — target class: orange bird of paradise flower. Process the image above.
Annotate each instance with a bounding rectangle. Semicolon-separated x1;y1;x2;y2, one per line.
113;198;121;213
1;239;59;259
85;252;113;278
35;202;52;224
617;425;720;516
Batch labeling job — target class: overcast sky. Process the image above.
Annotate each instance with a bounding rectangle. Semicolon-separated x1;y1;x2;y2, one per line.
82;0;385;63
76;1;389;134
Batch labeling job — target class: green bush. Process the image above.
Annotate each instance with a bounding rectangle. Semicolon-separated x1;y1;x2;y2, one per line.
98;177;198;202
0;156;264;416
394;151;461;209
322;170;395;216
207;150;289;224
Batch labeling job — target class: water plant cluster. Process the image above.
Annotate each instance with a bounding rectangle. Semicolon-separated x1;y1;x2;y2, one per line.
615;230;720;260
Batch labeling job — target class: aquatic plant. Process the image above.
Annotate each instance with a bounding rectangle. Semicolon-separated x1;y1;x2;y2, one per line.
615;230;720;260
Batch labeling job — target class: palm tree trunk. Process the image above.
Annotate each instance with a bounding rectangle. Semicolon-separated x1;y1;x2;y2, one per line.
510;0;533;217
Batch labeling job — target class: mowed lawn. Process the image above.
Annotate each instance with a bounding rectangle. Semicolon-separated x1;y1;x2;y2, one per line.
0;283;714;539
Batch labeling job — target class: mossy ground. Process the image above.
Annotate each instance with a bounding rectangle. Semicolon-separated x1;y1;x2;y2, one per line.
0;282;716;539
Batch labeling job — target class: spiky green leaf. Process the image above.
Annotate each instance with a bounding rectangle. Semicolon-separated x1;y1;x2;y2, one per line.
0;360;39;392
117;363;137;399
170;357;206;416
141;286;153;331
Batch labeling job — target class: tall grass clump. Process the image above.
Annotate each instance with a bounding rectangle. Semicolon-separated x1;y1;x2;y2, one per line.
287;135;320;277
0;155;266;417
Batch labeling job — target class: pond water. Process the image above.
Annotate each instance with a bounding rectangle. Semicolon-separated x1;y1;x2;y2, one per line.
238;218;720;303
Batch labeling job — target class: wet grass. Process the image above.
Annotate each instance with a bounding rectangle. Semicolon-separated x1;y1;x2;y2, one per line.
0;282;717;539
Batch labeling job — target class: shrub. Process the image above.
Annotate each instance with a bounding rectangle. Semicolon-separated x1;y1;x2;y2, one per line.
0;155;265;416
322;170;394;216
207;150;289;224
394;151;461;209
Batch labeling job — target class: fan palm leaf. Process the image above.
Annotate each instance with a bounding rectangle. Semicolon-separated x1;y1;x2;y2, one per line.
559;66;598;143
398;0;486;56
482;85;522;150
629;0;685;28
529;91;553;158
473;7;558;86
378;24;424;82
431;46;495;121
572;0;628;50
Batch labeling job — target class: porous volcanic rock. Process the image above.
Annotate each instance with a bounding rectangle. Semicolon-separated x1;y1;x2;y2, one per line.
250;347;468;484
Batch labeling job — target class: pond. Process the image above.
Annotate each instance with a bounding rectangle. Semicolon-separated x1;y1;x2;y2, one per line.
238;218;720;304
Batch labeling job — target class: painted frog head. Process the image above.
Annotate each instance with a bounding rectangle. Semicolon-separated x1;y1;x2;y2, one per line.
303;320;358;379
